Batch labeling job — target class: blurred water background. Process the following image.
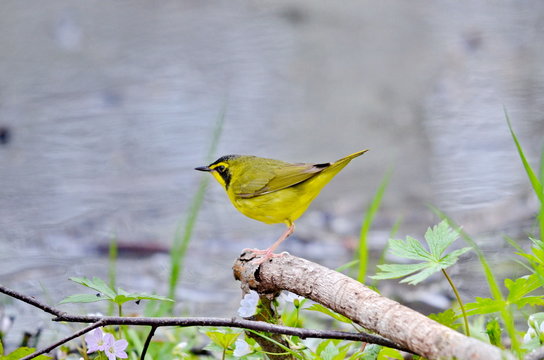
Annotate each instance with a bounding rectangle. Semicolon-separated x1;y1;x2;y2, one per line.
1;0;543;348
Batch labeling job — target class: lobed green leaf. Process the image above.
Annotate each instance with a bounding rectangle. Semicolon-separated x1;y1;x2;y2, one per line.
371;262;430;280
428;309;462;330
205;330;240;350
486;318;503;348
388;237;431;261
439;247;472;268
305;304;353;324
68;277;117;299
113;288;173;305
59;293;108;304
399;264;441;285
464;297;505;316
1;347;52;360
426;221;460;259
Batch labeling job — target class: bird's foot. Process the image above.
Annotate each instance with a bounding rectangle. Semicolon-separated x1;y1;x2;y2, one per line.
242;248;289;264
242;247;268;255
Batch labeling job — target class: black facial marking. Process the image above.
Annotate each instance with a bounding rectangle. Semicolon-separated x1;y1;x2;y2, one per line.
209;155;241;167
314;162;331;168
209;155;240;190
217;166;232;189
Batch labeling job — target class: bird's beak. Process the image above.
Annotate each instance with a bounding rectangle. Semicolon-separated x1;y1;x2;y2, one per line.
195;166;212;172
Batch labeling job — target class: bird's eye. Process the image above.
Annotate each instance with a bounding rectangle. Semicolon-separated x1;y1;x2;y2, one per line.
216;165;226;172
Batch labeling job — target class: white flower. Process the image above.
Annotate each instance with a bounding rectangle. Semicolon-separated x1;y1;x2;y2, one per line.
524;327;537;343
233;337;251;357
238;290;259;317
103;333;128;360
278;291;304;305
277;291;311;310
85;328;107;353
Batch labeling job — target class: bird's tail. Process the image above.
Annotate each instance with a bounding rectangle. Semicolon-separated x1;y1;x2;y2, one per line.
319;149;368;177
335;149;369;164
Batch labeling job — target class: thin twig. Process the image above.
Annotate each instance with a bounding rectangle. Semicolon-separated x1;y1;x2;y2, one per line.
0;284;65;317
140;326;157;360
0;284;412;359
20;320;106;360
50;314;402;348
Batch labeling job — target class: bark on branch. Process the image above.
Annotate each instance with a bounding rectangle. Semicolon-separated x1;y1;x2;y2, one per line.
233;252;510;360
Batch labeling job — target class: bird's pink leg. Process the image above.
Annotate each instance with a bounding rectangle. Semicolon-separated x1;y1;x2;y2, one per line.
244;223;295;263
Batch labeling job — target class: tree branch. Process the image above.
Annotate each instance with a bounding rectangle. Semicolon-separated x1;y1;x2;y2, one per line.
0;285;65;317
140;326;156;360
20;320;106;360
233;252;513;360
0;284;409;359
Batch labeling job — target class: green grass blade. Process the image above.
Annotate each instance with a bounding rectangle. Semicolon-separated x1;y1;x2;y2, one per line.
505;109;543;204
503;235;524;253
108;235;118;316
357;169;391;283
246;329;306;360
538;145;544;240
335;259;358;273
506;108;544;243
162;107;226;314
370;217;401;288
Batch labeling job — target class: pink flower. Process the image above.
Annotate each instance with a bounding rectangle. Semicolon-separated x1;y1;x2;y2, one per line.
85;328;107;353
103;332;128;360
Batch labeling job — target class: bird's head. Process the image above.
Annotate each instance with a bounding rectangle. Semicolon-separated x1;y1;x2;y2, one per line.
195;155;242;190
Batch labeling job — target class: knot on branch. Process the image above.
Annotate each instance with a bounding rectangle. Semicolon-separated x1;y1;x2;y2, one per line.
232;250;283;299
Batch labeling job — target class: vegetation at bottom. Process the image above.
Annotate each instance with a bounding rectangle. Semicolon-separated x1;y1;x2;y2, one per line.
1;112;544;359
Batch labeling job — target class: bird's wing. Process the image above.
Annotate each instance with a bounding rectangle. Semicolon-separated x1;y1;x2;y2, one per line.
233;161;330;198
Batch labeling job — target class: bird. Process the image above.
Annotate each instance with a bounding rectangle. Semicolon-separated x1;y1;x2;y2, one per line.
195;149;368;262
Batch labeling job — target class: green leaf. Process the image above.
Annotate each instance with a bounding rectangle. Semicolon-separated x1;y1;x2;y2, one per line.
360;344;381;360
428;309;462;330
305;304;353;324
113;288;173;306
333;345;351;360
377;347;404;360
320;341;340;360
373;221;471;286
400;264;441;285
388;237;431;261
59;293;108;304
486;318;503;348
371;262;430;280
1;347;52;360
464;297;505;316
426;220;460;259
505;275;540;303
205;331;240;350
68;277;117;299
439;247;472;268
514;296;544;308
62;278;173;306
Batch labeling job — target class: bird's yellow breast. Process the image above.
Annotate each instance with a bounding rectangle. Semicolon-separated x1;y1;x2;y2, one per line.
226;165;344;225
